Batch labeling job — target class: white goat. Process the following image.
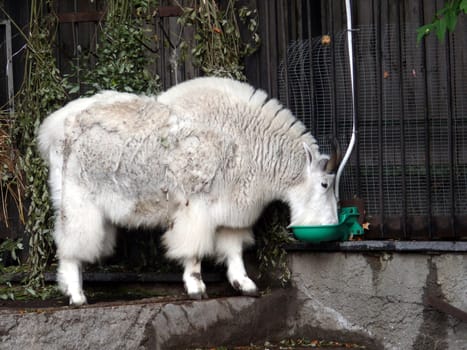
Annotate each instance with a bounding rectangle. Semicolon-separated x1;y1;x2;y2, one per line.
38;77;339;305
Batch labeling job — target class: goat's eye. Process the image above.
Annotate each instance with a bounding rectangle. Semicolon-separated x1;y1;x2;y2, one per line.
321;182;328;189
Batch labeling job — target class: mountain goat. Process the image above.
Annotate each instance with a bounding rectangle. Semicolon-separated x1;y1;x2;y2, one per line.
38;77;340;305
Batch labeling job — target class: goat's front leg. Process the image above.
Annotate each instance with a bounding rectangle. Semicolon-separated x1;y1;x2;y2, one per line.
183;257;208;299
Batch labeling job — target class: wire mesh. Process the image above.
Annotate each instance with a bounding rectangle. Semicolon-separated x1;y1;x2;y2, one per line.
452;20;467;217
278;22;467;238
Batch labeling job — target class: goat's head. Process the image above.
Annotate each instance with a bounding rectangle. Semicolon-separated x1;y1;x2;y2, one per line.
287;139;341;226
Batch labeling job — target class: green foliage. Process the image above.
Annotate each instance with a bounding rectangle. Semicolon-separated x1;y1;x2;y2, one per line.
0;125;25;227
417;0;467;43
67;0;160;96
3;0;161;298
12;0;69;292
0;238;23;300
255;203;294;287
0;238;23;268
177;0;260;80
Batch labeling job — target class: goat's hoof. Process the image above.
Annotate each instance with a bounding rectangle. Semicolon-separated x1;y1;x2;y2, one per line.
69;292;87;307
232;277;259;297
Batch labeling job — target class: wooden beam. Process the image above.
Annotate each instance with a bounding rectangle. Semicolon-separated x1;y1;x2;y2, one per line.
57;11;105;23
157;6;183;17
57;6;183;23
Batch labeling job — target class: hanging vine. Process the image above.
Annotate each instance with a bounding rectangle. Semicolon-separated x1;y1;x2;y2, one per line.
12;0;68;293
68;0;160;95
2;0;160;297
177;0;260;80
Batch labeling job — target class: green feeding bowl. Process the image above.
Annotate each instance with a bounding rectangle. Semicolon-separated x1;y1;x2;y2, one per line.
290;206;364;243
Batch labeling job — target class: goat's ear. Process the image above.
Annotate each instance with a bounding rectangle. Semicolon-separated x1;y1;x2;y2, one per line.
319;158;328;171
303;142;313;167
325;137;342;174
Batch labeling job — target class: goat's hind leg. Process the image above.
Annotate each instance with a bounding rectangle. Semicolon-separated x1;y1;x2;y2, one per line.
52;205;88;306
215;228;259;296
57;258;87;306
54;182;116;306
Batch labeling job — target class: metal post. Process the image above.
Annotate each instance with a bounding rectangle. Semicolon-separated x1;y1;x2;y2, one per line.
2;20;14;117
335;0;358;202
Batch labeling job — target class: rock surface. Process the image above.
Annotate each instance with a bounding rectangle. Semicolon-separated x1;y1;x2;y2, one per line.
1;252;466;350
0;291;294;350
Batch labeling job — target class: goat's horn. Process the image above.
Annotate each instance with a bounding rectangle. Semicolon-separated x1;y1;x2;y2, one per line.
325;137;342;174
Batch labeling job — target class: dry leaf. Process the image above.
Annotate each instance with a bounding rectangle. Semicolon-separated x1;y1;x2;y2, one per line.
321;35;331;45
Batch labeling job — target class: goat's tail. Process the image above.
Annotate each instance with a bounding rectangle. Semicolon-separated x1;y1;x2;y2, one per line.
37;96;97;163
37;109;67;164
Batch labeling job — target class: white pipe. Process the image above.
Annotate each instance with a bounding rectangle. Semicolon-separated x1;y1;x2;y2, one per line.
335;0;358;202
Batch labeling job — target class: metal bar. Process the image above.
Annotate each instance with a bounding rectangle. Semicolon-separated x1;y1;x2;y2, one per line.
263;1;272;93
351;13;362;201
444;33;457;239
350;3;361;199
2;20;14;117
279;0;289;107
305;1;321;135
305;0;312;40
419;2;433;239
270;0;279;96
396;1;408;238
307;4;315;130
335;0;358;202
376;0;385;238
329;1;338;140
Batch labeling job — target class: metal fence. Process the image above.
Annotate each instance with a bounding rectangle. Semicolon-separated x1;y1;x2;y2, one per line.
270;1;467;240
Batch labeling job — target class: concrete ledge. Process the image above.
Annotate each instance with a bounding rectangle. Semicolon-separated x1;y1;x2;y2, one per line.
286;240;467;252
1;250;467;350
288;251;467;350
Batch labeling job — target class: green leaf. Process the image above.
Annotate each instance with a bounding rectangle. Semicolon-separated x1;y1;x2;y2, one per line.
26;288;38;297
460;0;467;13
445;9;458;31
69;85;80;94
436;18;448;41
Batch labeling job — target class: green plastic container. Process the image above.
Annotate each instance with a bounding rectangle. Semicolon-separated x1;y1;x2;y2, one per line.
290;206;364;243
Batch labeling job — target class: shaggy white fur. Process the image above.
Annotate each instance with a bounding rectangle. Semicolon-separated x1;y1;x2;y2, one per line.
38;77;339;305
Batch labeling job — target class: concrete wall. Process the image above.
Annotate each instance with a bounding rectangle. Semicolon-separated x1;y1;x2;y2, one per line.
287;252;467;350
1;251;466;350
